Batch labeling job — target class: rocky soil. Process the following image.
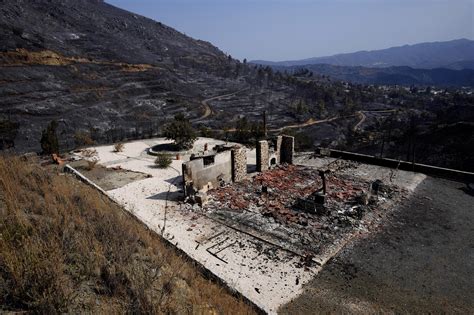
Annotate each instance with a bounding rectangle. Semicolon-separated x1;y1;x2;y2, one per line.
280;177;474;314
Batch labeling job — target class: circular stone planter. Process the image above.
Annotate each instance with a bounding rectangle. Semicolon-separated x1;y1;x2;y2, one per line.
147;143;190;157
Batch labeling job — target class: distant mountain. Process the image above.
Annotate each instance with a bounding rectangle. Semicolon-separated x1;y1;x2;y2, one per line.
269;64;474;87
252;39;474;70
307;65;474;87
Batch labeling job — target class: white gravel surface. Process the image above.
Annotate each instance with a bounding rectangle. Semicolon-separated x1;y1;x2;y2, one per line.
75;138;426;314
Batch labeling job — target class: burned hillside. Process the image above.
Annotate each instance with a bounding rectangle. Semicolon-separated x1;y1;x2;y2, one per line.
0;0;304;153
1;0;473;172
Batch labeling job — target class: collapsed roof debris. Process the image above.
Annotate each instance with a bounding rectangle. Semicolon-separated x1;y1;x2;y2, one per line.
182;136;295;205
185;163;405;258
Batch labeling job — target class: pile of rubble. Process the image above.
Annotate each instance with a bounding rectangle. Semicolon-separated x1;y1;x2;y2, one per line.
204;165;379;226
188;164;401;254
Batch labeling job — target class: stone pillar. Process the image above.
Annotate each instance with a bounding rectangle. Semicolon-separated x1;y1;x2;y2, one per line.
275;136;282;164
182;163;193;197
231;147;247;182
256;140;269;172
280;135;295;164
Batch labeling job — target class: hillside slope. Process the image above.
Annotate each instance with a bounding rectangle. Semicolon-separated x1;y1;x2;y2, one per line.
0;1;472;172
0;0;224;64
0;156;256;313
0;0;272;152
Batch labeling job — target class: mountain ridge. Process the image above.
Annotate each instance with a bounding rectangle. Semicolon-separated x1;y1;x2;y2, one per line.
267;63;474;87
0;0;226;65
252;39;474;70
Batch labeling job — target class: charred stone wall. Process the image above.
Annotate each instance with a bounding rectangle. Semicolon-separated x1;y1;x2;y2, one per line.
182;146;248;197
182;150;233;196
232;147;247;182
280;135;295;164
275;136;282;164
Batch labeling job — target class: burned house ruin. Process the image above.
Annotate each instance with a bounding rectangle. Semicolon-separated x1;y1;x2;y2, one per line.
182;136;295;199
182;144;246;198
256;135;294;172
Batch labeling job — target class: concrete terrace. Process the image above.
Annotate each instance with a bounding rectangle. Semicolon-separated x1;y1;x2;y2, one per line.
74;137;432;314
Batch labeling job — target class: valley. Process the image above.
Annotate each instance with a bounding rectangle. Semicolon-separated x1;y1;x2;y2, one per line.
0;1;473;172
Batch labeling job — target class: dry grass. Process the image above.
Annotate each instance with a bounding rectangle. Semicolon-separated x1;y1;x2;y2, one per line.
80;148;98;158
0;156;256;314
85;159;99;170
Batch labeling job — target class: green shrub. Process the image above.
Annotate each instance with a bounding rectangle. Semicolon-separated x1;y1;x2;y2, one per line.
155;153;172;168
163;114;197;150
40;120;59;154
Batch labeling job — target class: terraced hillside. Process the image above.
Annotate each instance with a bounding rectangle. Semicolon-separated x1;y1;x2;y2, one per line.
0;0;295;151
1;0;473;172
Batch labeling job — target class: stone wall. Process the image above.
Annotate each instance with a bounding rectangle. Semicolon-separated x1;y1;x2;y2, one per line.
275;136;282;164
182;146;248;197
182;150;233;196
280;135;295;164
268;135;282;167
256;140;269;172
231;147;247;182
257;136;293;171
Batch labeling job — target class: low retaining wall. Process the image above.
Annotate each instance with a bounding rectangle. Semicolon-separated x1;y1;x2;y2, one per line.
63;164;109;196
147;148;189;157
63;164;264;314
318;149;474;183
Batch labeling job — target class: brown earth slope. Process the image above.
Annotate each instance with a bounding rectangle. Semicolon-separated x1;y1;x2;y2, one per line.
0;156;257;314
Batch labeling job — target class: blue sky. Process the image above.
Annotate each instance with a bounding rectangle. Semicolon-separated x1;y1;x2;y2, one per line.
106;0;473;61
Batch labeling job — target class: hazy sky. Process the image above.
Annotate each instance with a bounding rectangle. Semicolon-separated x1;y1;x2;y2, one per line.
106;0;473;61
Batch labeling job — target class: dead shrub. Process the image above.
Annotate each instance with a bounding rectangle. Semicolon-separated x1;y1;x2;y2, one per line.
74;131;95;148
113;142;125;152
85;159;99;170
81;148;97;158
